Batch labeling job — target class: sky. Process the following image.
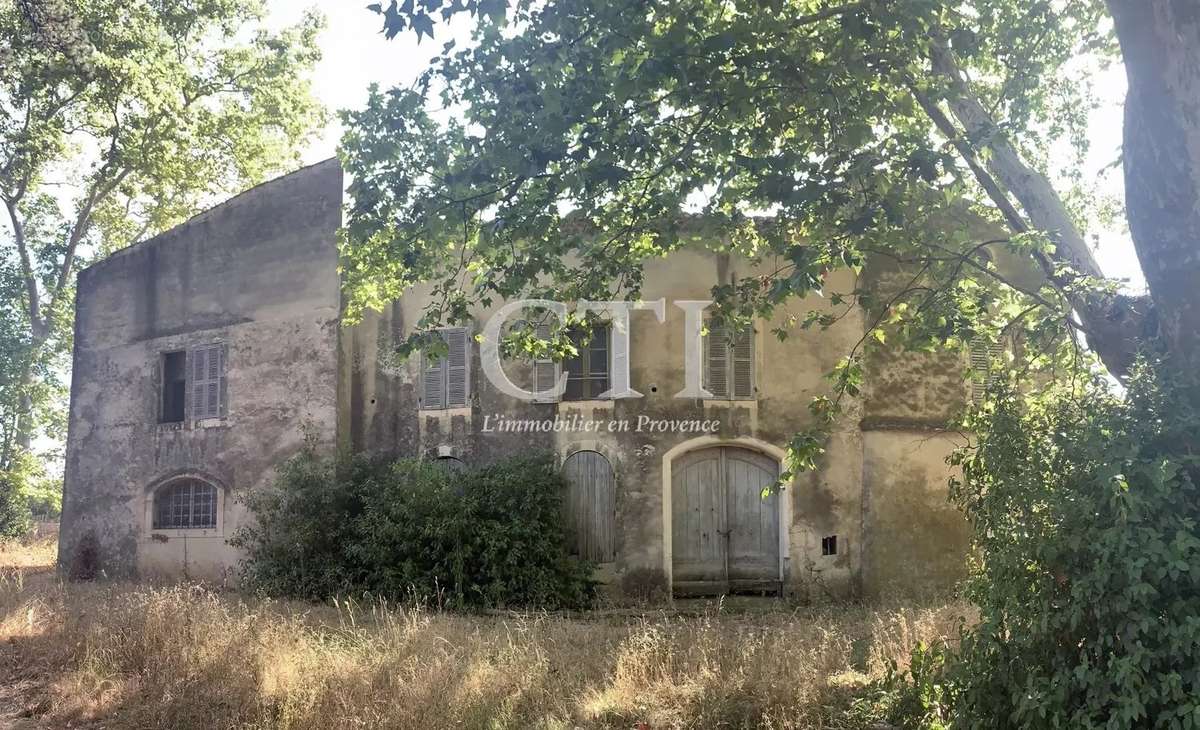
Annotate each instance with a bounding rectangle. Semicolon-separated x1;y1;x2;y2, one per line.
263;1;1145;291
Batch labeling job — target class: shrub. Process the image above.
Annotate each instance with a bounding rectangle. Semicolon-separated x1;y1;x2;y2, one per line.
232;448;596;609
870;641;953;730
0;456;33;539
945;360;1200;727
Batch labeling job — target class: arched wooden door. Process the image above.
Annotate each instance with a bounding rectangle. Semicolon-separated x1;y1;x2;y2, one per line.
671;446;780;594
562;450;617;562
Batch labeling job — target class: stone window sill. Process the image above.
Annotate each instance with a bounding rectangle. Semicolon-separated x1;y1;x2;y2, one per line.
418;406;472;417
156;418;229;432
148;528;223;540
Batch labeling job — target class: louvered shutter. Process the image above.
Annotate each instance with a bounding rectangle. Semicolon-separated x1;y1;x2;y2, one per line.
533;323;559;401
969;338;1004;403
445;327;470;407
704;322;729;398
189;345;223;419
421;343;447;410
588;325;611;398
731;328;754;399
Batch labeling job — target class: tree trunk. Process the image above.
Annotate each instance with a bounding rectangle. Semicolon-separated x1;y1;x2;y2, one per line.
1107;0;1200;371
928;39;1148;377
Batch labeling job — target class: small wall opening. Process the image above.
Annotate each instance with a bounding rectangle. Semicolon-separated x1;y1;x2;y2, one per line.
822;535;838;556
161;351;186;423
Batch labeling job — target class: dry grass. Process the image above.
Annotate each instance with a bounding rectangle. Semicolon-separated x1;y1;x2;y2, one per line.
0;537;974;729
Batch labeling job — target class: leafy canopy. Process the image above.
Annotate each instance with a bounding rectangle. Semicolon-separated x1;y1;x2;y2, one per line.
342;0;1120;470
344;0;1113;360
0;0;326;468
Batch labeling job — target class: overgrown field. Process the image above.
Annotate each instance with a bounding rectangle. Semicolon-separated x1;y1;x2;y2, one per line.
0;538;971;729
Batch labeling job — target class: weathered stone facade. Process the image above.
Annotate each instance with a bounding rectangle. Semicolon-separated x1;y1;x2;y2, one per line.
61;160;971;598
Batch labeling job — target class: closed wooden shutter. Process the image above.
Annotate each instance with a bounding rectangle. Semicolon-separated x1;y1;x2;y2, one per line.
421;343;446;410
189;344;223;420
445;327;470;407
969;337;1004;403
704;322;754;400
731;328;754;399
422;328;471;409
704;322;729;398
533;323;559;401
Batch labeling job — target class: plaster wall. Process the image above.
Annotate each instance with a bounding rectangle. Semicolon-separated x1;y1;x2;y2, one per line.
59;160;343;580
344;249;924;596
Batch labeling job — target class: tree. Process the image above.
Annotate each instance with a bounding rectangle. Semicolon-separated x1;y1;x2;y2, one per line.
0;0;326;470
341;1;1168;470
344;2;1200;724
341;0;1159;393
1105;0;1200;370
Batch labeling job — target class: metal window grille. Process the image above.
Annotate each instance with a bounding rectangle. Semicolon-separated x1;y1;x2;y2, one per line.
153;480;218;529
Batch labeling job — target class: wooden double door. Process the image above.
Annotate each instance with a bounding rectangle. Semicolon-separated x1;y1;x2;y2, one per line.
671;446;781;595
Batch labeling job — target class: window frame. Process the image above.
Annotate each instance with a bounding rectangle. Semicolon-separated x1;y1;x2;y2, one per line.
534;323;614;403
562;324;612;401
157;343;227;425
159;350;187;424
147;477;223;536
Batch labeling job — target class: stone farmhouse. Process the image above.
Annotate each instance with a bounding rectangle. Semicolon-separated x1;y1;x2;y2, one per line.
59;159;980;599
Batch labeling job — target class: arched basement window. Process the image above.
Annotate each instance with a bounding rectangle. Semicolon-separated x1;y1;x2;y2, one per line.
435;456;467;472
153;479;218;530
562;450;616;562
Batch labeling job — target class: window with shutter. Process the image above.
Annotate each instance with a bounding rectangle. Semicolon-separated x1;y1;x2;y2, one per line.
445;327;470;407
969;337;1004;403
731;328;754;399
704;320;754;400
189;344;225;420
563;325;611;401
532;323;559;401
421;327;471;410
161;351;186;423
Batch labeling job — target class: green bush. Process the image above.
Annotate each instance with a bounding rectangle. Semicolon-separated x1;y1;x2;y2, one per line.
231;448;596;609
866;641;954;730
0;452;35;538
945;361;1200;728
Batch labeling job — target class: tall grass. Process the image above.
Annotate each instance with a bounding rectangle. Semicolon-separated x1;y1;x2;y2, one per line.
0;538;972;729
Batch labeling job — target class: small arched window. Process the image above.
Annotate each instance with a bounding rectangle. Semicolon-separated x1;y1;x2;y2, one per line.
435;456;467;472
153;479;218;530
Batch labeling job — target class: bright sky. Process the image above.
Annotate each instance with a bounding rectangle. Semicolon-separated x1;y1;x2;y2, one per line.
264;1;1146;292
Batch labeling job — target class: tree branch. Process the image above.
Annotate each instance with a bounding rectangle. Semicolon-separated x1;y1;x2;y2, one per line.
2;197;45;340
925;34;1148;376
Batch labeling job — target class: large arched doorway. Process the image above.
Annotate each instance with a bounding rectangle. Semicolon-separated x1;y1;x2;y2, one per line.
671;445;780;594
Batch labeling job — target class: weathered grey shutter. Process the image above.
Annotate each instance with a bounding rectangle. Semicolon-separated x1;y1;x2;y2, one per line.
445;327;470;407
969;338;1004;403
590;324;611;397
189;345;223;419
219;344;228;417
608;320;627;397
533;323;559;401
421;343;447;410
206;345;222;417
731;328;754;399
704;322;729;398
